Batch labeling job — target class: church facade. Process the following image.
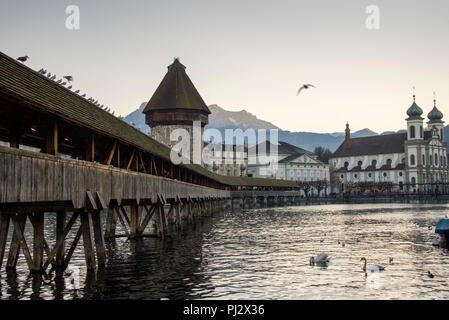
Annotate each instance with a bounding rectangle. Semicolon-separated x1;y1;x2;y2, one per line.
329;97;449;194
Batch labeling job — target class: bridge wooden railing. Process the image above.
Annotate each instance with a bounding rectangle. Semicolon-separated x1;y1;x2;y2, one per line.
0;146;230;209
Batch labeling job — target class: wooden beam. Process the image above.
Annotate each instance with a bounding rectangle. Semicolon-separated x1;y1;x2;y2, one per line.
91;210;106;266
138;152;147;174
80;211;96;270
6;214;26;270
126;149;136;170
63;226;83;269
55;211;66;267
138;204;156;235
116;144;120;168
42;212;80;270
129;203;140;238
46;119;58;155
85;133;95;162
11;215;34;271
32;212;45;272
115;207;130;238
105;206;118;239
105;141;118;165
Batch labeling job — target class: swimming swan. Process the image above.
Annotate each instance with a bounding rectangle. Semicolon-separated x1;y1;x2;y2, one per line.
310;253;330;266
360;257;385;272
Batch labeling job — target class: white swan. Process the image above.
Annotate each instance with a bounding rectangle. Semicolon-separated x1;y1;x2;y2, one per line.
361;257;385;272
310;253;330;266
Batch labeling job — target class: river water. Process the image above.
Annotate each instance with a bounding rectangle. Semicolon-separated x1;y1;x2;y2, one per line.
1;203;449;300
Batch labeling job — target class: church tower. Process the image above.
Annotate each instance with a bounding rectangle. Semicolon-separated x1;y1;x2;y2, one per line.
427;95;444;141
143;58;211;164
406;94;424;141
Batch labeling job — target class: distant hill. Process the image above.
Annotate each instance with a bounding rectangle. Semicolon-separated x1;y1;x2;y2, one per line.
123;103;447;153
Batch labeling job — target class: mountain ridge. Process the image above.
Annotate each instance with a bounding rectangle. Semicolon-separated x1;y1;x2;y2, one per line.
123;103;443;153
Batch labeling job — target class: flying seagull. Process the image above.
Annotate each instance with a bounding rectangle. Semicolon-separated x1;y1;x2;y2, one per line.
17;55;29;63
63;75;73;83
297;84;316;95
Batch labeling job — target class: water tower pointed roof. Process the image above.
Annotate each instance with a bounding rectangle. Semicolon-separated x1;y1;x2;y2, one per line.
143;58;211;114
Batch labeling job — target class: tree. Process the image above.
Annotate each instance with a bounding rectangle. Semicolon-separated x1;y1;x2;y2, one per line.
314;146;332;164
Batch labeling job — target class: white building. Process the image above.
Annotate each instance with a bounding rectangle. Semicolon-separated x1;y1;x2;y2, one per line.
330;96;449;194
247;141;330;196
204;143;248;176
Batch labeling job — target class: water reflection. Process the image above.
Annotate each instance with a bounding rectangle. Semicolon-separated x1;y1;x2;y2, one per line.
1;203;449;299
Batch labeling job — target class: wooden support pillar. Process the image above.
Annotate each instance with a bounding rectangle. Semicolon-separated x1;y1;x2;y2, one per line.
6;214;27;270
0;214;10;271
91;210;106;267
129;203;140;238
116;145;120;168
63;226;83;269
10;214;34;272
105;206;118;239
55;211;66;267
80;211;96;270
46;119;58;155
85;134;95;162
32;212;45;272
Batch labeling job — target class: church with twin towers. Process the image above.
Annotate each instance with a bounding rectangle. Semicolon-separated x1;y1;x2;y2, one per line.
330;94;449;193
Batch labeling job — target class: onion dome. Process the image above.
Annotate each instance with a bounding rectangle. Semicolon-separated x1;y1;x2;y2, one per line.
427;99;443;122
406;96;423;118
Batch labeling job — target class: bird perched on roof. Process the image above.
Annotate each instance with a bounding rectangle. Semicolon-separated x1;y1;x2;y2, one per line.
56;79;62;84
63;75;73;83
47;73;52;78
17;55;29;63
81;94;86;97
427;271;434;278
38;68;45;74
67;85;72;90
297;84;316;95
61;82;67;86
51;75;56;80
74;90;80;94
111;111;115;115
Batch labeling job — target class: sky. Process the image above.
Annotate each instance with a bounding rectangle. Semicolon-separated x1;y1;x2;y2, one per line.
1;0;448;134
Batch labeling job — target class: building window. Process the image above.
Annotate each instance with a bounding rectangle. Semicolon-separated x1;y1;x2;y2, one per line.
411;177;416;187
371;159;377;167
368;173;372;178
420;126;423;138
430;155;432;165
383;172;387;177
440;128;443;139
358;160;363;167
399;172;403;177
386;159;392;166
354;174;358;178
441;156;443;167
422;155;425;165
435;153;438;166
410;126;415;138
410;154;415;166
344;161;349;168
340;174;344;179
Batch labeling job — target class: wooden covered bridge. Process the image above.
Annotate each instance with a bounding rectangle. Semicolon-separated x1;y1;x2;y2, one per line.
0;52;299;274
